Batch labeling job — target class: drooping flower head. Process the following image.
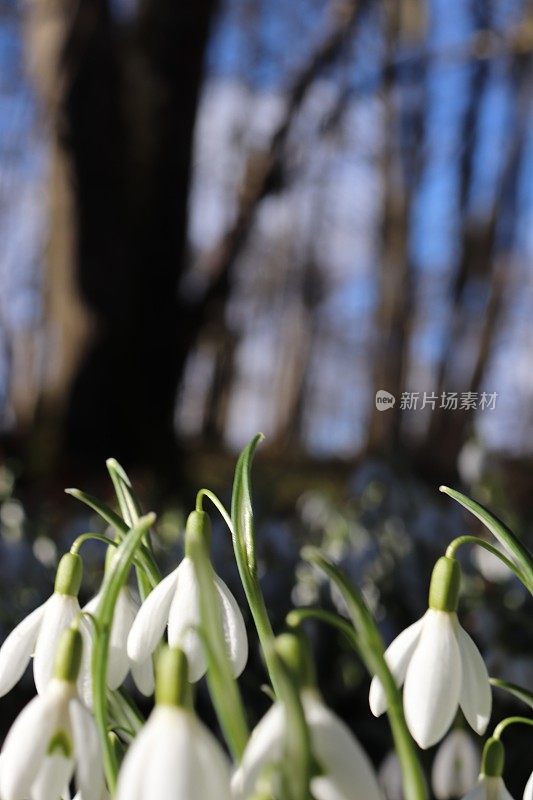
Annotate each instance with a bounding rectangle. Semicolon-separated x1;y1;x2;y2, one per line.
0;552;92;705
432;729;479;799
369;556;492;748
116;646;232;800
127;515;247;683
0;626;103;800
460;737;515;800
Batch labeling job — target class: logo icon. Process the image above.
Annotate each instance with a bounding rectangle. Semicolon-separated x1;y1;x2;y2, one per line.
375;390;396;410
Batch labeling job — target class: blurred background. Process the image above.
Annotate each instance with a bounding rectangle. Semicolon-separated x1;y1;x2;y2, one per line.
1;0;533;795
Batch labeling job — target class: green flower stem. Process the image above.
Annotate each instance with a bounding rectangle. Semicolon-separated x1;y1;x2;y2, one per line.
490;678;533;710
107;688;145;738
493;716;533;739
186;510;249;760
439;487;533;593
70;533;118;554
271;642;313;800
303;547;428;800
66;488;161;591
286;608;360;653
445;535;528;584
196;488;233;532
229;435;284;697
93;513;156;793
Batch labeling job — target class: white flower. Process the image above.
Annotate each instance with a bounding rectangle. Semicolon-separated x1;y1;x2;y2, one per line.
378;750;404;800
369;609;492;748
0;590;92;706
127;557;247;682
84;586;154;696
460;775;515;800
116;705;232;800
524;772;533;800
432;730;479;799
232;690;385;800
0;677;103;800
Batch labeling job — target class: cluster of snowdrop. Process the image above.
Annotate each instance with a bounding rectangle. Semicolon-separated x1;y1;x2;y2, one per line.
0;441;531;800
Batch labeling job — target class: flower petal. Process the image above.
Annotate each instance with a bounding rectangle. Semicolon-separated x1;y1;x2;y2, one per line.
167;559;205;682
303;692;384;800
0;599;49;697
369;615;425;717
0;688;61;800
403;610;462;748
456;624;492;735
461;776;513;800
130;656;155;697
192;716;232;800
31;754;74;800
215;576;248;678
107;589;137;690
127;569;179;663
116;711;160;800
431;730;479;799
232;704;285;800
69;698;104;800
34;594;80;695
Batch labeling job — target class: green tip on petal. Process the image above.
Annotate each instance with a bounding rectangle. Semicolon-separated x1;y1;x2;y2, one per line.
54;552;83;597
481;737;505;777
184;509;212;558
53;626;83;683
275;632;316;690
155;646;190;708
428;556;461;612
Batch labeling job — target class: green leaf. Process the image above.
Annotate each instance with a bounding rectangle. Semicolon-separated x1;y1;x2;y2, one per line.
231;432;264;576
303;548;428;800
65;488;128;534
490;678;533;710
439;486;533;593
106;458;142;526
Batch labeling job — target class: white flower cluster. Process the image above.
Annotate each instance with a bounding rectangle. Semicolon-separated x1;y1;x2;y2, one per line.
0;463;530;800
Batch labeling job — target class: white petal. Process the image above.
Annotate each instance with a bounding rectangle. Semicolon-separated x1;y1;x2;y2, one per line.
232;704;285;800
403;610;462;748
378;751;403;800
77;618;94;708
431;730;479;799
456;624;492;735
215;576;248;678
167;559;205;682
303;692;384;800
116;711;160;800
69;698;104;800
31;754;74;800
369;615;425;717
127;569;179;663
140;708;231;800
0;687;63;800
462;776;513;800
131;656;154;696
524;772;533;800
34;594;80;695
0;599;49;697
107;589;137;689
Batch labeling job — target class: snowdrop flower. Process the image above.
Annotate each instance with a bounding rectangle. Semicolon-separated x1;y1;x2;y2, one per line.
432;730;479;799
523;771;533;800
370;556;492;748
0;626;103;800
117;647;232;800
0;552;92;705
84;586;153;695
378;750;404;800
127;552;247;682
458;737;514;800
232;689;385;800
